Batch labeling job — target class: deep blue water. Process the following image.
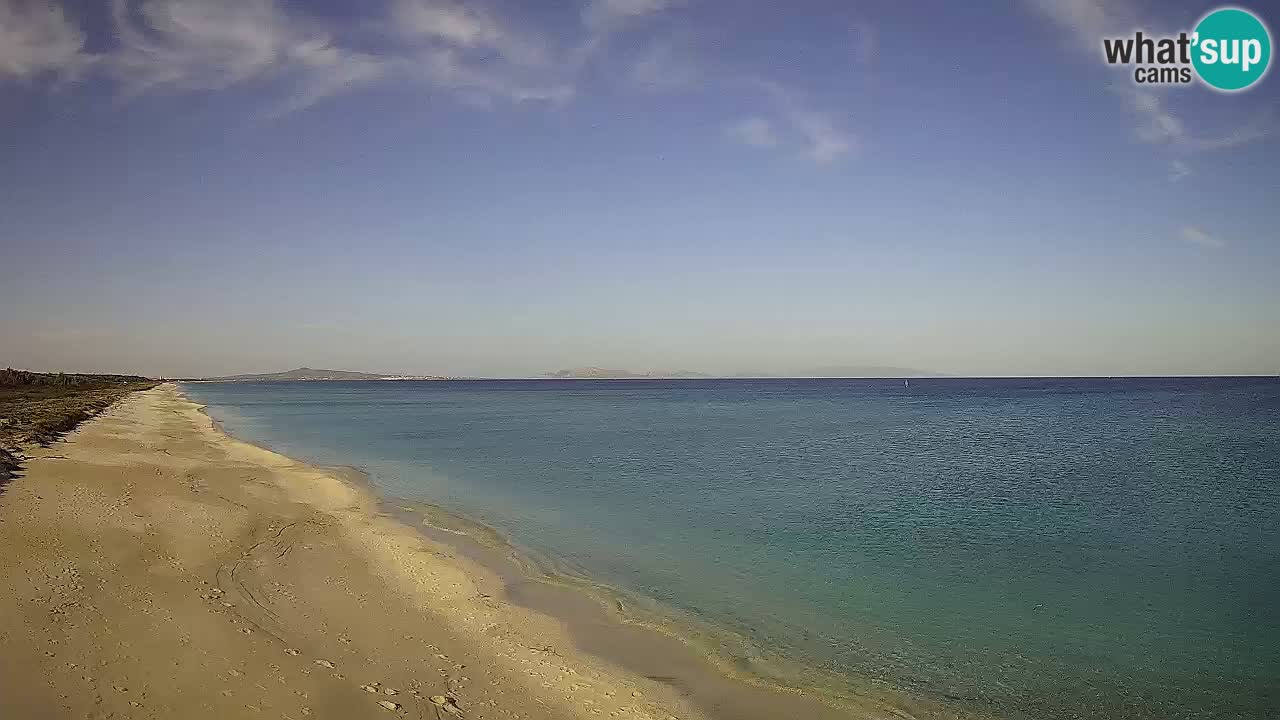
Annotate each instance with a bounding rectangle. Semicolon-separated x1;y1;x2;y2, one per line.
182;378;1280;719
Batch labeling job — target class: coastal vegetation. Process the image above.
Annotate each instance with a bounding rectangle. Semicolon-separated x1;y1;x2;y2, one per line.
0;369;157;481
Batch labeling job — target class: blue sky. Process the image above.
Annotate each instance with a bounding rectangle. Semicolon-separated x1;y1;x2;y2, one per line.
2;0;1278;377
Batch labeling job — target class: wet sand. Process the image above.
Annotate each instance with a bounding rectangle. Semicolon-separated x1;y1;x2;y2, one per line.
0;384;937;720
399;505;952;720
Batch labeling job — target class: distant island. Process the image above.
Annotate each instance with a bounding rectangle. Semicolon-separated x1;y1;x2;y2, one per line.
196;367;448;382
545;367;712;379
195;366;943;382
791;365;941;378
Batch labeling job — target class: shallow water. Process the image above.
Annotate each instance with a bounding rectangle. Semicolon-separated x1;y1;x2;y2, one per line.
182;378;1280;719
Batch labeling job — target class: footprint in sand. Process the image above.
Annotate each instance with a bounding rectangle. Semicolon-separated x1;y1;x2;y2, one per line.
429;695;463;716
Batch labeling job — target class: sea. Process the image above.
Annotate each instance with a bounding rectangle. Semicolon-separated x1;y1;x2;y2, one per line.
181;378;1280;720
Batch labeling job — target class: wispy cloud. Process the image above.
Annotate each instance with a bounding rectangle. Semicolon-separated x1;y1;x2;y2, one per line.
582;0;678;36
1118;86;1274;152
411;47;573;106
628;38;697;90
849;20;877;66
0;0;92;80
392;0;508;49
400;0;687;103
108;0;384;114
1181;225;1225;249
726;116;777;148
2;0;659;112
101;0;577;110
567;0;682;75
1168;159;1191;182
756;80;855;164
271;41;385;117
3;0;853;163
787;105;854;164
1026;0;1168;61
390;0;549;67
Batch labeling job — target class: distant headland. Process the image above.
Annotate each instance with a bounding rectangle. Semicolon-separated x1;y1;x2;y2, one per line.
189;365;945;381
192;368;449;382
544;367;712;379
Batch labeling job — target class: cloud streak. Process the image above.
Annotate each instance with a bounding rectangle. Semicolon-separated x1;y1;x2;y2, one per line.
0;0;92;80
106;0;386;115
727;116;778;148
755;80;855;164
391;0;550;67
0;0;576;111
1118;86;1274;153
2;0;854;165
849;20;877;66
1181;225;1225;249
385;0;573;106
582;0;677;36
628;38;697;90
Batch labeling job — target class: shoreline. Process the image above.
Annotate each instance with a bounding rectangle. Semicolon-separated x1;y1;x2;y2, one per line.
0;382;951;720
180;383;733;720
187;385;957;720
0;384;703;719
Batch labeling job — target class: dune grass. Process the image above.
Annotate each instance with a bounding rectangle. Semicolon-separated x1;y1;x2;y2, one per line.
0;369;158;481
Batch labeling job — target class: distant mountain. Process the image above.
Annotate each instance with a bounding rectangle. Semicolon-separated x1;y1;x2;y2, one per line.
200;367;447;382
802;365;941;378
545;367;711;379
652;369;713;379
204;366;938;382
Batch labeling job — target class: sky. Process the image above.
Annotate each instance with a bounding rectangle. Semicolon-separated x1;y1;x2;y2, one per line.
1;0;1278;378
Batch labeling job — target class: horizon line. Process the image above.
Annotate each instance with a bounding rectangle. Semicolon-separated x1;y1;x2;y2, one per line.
178;374;1279;381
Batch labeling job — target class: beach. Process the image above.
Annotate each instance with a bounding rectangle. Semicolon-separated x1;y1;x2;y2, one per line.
0;384;888;720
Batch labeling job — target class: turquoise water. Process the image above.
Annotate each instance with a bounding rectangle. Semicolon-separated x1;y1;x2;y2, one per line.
182;378;1280;719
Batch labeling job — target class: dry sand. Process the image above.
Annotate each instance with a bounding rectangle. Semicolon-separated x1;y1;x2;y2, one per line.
0;384;925;720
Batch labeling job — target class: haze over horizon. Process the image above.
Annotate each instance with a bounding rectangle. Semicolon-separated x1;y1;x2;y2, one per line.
3;0;1278;378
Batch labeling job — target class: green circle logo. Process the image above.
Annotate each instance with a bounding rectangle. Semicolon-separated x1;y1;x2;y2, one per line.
1192;7;1272;91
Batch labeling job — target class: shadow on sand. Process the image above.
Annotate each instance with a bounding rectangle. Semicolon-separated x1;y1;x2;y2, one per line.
0;448;22;496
